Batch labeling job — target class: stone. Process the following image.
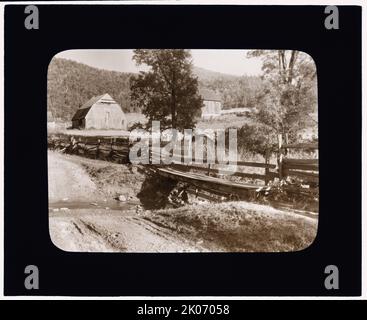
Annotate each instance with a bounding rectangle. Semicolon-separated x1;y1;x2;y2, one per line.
118;195;127;202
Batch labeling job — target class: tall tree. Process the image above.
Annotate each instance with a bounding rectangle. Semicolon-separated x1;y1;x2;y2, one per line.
238;50;317;156
130;49;203;130
247;50;317;137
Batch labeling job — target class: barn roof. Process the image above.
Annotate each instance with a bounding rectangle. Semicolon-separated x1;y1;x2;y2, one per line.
71;93;117;121
79;94;108;109
199;88;221;102
72;107;92;121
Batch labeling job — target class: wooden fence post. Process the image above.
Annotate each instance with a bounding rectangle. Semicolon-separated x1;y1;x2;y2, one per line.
96;139;100;159
284;133;289;156
69;136;76;154
277;134;283;180
264;148;270;185
109;138;114;161
75;137;81;154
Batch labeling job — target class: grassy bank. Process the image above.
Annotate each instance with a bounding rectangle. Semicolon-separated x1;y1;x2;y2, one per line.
142;201;317;252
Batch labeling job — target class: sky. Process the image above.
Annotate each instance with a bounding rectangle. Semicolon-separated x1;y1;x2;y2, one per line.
55;49;263;76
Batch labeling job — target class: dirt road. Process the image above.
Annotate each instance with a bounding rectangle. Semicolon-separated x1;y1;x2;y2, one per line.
48;151;99;202
48;151;207;252
49;209;208;252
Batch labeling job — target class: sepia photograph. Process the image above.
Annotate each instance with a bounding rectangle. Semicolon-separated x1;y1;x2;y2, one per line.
47;49;319;253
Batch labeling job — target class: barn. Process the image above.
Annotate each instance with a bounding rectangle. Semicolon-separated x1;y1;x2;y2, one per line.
72;93;127;130
199;88;222;120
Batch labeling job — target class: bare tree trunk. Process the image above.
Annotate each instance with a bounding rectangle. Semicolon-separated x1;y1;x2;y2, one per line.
171;71;176;128
287;50;298;84
278;50;288;83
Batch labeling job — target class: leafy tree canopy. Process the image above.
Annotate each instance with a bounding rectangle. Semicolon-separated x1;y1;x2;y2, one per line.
247;50;317;136
237;50;318;155
130;49;203;130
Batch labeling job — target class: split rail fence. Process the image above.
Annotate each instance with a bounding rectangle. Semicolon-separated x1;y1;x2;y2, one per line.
48;134;130;163
48;133;318;186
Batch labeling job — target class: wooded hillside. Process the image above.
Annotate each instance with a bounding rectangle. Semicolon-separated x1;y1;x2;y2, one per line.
47;58;134;120
48;58;264;121
194;66;263;109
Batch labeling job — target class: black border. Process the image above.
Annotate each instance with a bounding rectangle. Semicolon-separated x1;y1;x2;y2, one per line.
4;4;362;296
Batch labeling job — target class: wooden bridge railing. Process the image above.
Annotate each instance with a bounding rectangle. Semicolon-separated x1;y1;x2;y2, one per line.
149;146;276;185
278;134;319;184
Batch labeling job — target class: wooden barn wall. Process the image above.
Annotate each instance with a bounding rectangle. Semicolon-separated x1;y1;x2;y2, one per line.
85;103;127;130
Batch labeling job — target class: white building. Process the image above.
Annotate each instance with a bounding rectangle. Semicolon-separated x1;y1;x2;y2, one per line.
199;89;222;120
71;93;127;130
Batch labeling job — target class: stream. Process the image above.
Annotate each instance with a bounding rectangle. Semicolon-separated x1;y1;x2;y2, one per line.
49;199;140;211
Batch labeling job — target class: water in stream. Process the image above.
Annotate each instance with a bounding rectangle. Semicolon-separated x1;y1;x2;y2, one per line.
49;199;140;211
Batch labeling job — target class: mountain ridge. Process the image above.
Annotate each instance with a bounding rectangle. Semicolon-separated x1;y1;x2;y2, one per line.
56;57;244;80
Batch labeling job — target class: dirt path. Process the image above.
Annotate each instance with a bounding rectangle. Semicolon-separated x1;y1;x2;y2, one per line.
48;152;99;202
48;151;207;252
49;209;208;252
